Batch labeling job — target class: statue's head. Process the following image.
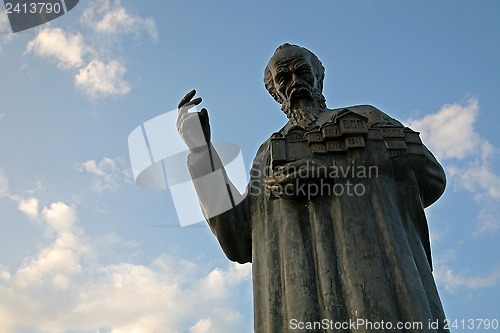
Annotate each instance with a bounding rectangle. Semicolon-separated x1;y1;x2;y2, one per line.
264;44;326;121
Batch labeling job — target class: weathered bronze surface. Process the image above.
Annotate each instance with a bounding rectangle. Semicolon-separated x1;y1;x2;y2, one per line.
177;44;448;332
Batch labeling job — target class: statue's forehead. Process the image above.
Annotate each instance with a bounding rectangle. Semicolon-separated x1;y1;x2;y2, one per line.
270;49;310;71
275;57;308;67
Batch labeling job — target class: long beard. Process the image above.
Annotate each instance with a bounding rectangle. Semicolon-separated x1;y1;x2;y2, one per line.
281;91;327;128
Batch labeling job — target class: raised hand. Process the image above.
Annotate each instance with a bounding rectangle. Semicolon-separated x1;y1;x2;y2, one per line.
177;89;211;151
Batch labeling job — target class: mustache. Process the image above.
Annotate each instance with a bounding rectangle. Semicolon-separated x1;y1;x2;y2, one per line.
286;83;312;100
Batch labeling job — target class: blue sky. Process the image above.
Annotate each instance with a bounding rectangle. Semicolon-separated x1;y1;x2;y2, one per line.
0;1;499;332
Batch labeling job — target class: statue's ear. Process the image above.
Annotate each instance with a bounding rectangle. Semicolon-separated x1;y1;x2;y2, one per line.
315;71;325;94
317;81;324;94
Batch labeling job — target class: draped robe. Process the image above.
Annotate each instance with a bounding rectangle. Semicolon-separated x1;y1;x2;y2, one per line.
188;105;449;333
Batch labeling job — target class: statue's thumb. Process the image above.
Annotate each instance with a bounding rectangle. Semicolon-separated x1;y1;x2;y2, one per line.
199;108;211;142
199;108;209;124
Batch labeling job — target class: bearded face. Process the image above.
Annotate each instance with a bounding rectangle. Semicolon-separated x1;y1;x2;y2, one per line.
265;45;327;127
273;57;315;105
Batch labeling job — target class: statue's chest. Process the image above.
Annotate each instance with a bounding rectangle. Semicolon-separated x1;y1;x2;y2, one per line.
271;113;423;162
263;112;426;199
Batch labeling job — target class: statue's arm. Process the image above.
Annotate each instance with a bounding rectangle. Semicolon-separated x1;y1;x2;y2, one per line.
187;145;252;263
177;90;252;263
354;105;446;207
421;145;446;208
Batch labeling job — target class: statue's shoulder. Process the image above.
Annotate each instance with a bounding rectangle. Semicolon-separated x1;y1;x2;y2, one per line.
331;105;404;128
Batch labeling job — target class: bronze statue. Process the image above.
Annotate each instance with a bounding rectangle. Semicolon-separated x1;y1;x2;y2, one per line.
177;43;449;332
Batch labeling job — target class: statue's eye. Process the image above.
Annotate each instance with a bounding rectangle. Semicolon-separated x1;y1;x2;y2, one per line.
276;75;287;85
299;68;311;76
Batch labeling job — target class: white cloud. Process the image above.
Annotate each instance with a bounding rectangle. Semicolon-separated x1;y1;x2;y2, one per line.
0;169;9;197
435;265;500;293
1;172;43;222
190;308;245;333
448;142;500;200
407;98;500;234
0;12;9;32
1;174;45;221
0;199;253;333
22;1;157;99
81;0;158;41
79;158;117;177
0;12;14;54
17;197;39;220
24;26;131;99
63;259;251;333
0;269;11;281
42;202;77;232
75;59;131;98
96;7;157;40
447;142;500;234
406;97;480;161
475;201;500;234
78;157;131;192
13;202;85;292
26;28;86;69
199;263;252;301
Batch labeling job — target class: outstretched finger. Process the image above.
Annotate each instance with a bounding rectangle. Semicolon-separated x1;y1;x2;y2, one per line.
185;97;202;108
178;89;196;109
178;97;202;116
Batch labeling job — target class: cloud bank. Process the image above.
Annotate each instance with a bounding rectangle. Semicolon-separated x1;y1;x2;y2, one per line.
78;157;131;192
406;97;500;233
407;97;500;293
0;198;252;333
406;98;480;160
24;0;157;99
26;28;86;69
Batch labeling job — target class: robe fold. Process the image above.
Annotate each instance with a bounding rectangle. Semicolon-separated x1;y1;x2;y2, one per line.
188;105;448;333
